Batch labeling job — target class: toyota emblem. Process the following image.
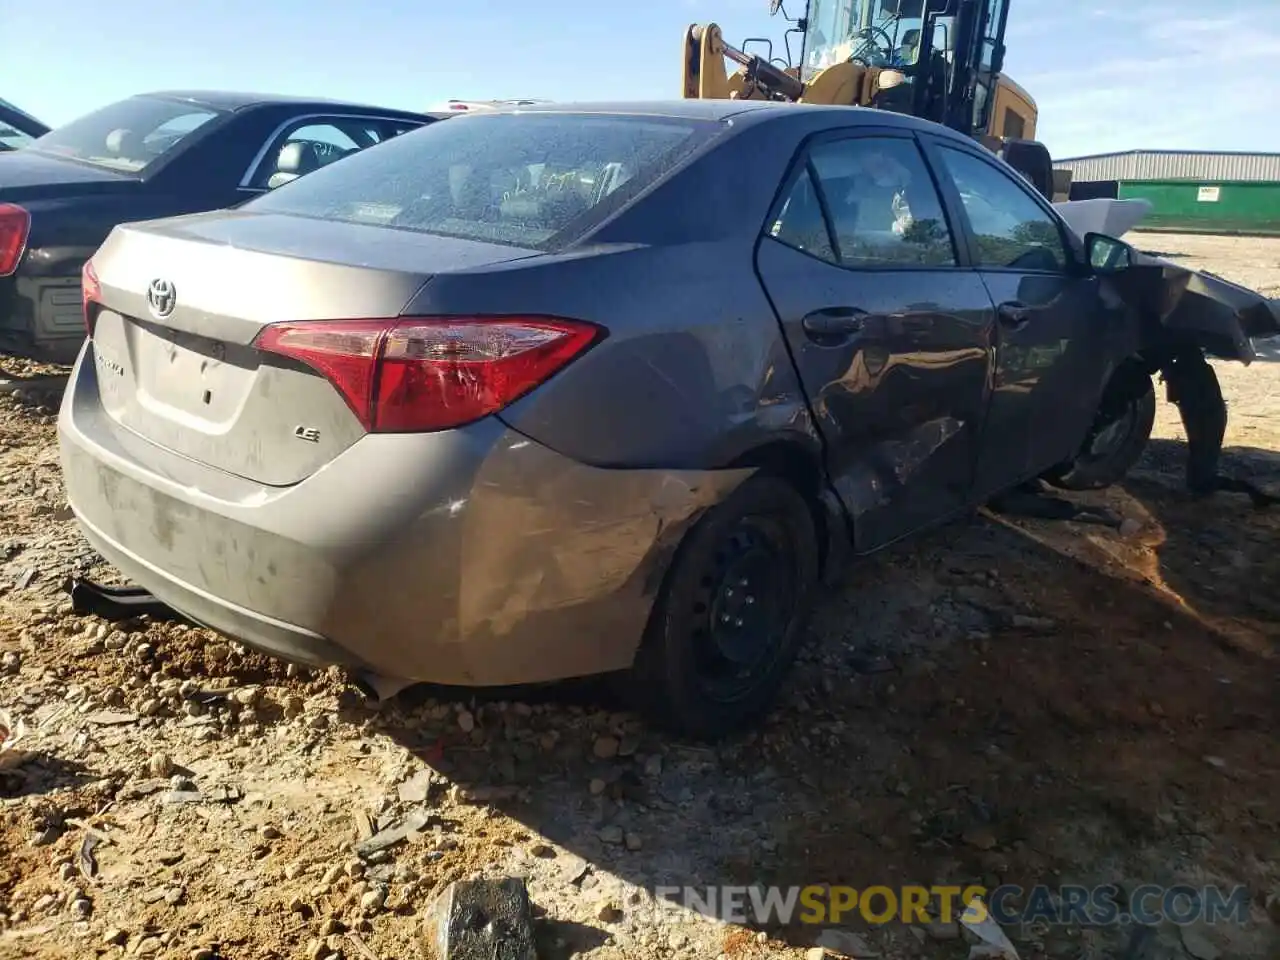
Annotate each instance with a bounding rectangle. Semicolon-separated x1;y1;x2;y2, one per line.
146;278;177;319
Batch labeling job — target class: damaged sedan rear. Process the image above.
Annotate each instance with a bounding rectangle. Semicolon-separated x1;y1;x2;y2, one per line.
56;101;1280;740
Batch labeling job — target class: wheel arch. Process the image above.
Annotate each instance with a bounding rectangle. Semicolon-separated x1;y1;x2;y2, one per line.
722;437;851;586
1043;351;1156;490
1105;351;1161;403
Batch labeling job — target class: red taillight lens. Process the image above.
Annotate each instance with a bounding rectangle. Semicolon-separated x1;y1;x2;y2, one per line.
0;203;30;277
253;316;601;432
81;259;102;338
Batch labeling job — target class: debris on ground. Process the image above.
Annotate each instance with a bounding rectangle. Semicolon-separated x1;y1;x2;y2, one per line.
960;899;1020;960
422;877;538;960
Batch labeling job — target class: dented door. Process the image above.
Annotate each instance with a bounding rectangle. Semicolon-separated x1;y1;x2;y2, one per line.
755;128;995;552
926;140;1118;497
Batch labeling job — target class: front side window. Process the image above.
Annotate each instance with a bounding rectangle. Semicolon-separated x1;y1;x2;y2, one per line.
770;136;956;268
254;117;428;190
245;113;716;250
255;122;363;190
935;146;1066;271
28;96;221;173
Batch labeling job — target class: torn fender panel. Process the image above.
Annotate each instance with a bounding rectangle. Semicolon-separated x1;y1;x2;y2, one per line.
1104;250;1280;363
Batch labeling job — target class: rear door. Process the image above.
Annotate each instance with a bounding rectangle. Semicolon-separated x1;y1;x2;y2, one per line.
920;136;1119;500
754;126;996;552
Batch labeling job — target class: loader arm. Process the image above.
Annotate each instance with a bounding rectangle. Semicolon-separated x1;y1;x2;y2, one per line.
683;23;808;101
683;23;735;100
683;21;887;106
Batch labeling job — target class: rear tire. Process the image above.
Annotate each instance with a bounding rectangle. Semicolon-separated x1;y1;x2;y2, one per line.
628;474;818;741
1045;367;1156;490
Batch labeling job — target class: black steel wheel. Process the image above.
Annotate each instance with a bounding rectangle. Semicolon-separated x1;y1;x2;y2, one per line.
630;475;818;740
691;517;797;703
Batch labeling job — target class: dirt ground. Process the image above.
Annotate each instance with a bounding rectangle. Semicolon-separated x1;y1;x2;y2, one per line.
0;233;1277;960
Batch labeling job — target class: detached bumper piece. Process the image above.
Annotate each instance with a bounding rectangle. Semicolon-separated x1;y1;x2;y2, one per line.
64;576;189;623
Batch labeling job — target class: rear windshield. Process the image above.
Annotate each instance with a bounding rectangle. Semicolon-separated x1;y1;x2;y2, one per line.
243;113;718;250
29;96;223;174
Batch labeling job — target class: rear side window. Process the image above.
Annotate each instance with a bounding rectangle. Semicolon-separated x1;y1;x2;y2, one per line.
244;113;716;250
768;136;957;268
768;168;836;262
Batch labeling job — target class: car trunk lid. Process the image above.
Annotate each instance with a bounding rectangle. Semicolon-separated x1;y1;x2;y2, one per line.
89;210;540;486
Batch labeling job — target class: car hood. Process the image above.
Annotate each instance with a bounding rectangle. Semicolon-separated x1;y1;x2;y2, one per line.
0;149;133;194
1108;250;1280;363
1054;198;1152;240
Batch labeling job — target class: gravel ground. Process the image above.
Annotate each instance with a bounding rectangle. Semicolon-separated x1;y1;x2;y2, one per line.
1;234;1278;960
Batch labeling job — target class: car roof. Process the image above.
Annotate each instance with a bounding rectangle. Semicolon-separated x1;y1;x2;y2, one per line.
474;99;975;140
138;90;432;119
476;99;788;121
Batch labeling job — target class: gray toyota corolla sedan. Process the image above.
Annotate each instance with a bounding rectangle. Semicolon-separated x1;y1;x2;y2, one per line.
58;100;1158;739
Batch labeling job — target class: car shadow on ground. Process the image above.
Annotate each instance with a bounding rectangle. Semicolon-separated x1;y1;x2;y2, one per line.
1117;438;1280;652
353;498;1280;957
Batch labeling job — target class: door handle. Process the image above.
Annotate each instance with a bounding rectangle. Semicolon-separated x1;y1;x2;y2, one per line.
996;301;1032;330
801;307;868;342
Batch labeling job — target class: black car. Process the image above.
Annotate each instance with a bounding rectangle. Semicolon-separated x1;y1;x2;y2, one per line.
0;98;49;152
0;91;443;362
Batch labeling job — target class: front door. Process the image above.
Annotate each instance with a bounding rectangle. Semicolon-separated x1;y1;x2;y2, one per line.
755;127;996;552
923;138;1119;500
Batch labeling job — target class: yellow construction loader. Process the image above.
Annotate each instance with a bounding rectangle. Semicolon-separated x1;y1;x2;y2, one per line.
683;0;1070;199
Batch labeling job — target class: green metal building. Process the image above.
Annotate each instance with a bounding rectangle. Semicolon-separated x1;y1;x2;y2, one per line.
1055;149;1280;235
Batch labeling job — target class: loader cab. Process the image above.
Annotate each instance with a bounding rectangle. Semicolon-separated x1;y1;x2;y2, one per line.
799;0;933;81
771;0;1049;195
785;0;1018;140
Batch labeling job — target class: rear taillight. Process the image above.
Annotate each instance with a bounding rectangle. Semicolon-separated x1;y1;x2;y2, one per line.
0;203;30;277
253;316;601;433
81;260;102;337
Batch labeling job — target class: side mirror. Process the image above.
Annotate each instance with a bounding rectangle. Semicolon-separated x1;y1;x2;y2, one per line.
1085;232;1133;274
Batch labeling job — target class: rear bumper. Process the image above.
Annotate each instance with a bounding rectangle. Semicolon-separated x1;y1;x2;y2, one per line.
58;343;750;686
0;271;85;363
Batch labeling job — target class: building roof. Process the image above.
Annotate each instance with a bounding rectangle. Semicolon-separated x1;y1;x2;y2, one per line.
1056;149;1280;183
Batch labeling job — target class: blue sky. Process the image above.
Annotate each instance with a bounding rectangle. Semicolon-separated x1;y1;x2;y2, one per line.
2;0;1276;158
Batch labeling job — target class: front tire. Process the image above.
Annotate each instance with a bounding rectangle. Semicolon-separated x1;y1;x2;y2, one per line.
629;474;819;741
1045;367;1156;490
